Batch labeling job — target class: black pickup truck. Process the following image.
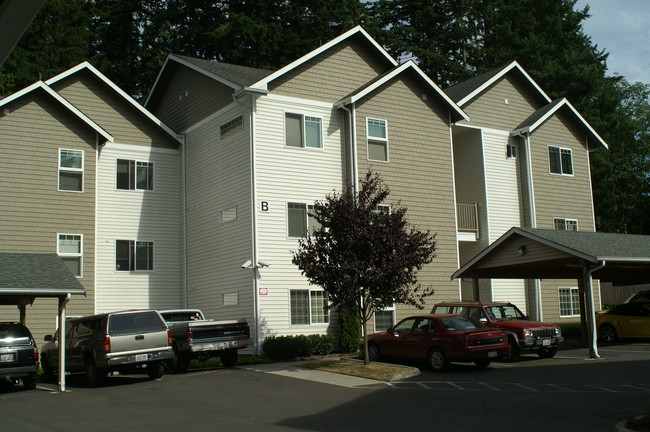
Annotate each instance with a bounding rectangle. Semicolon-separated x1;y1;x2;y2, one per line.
160;309;250;373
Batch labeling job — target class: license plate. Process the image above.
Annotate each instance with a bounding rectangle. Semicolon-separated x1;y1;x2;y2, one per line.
0;353;15;362
135;354;148;362
542;339;551;346
488;351;497;358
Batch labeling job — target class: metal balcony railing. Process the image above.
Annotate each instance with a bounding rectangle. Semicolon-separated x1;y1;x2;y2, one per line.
457;203;479;236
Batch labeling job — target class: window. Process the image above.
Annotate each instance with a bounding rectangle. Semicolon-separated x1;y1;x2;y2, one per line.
222;292;239;306
285;113;322;148
57;234;82;277
116;159;153;190
58;149;84;191
549;146;573;175
287;203;319;237
559;287;580;317
507;143;517;158
554;218;578;231
374;305;395;331
115;240;154;271
367;118;388;162
290;290;329;325
373;204;390;216
221;206;237;223
220;116;243;140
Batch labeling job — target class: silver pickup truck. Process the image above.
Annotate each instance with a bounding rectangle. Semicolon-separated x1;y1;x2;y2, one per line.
41;310;173;386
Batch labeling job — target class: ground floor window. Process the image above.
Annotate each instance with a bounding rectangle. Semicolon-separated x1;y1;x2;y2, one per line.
559;287;580;317
374;305;395;331
290;290;329;325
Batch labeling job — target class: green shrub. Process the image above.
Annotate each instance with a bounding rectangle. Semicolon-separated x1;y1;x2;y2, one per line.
337;308;361;353
262;334;334;360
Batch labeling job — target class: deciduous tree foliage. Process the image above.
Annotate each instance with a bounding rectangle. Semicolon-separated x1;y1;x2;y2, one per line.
292;172;436;364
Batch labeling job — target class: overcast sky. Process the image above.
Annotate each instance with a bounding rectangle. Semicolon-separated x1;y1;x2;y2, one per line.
575;0;650;84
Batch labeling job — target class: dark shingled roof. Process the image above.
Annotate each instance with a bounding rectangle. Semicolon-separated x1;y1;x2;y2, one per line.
0;253;85;295
444;63;512;103
173;55;274;87
515;98;564;131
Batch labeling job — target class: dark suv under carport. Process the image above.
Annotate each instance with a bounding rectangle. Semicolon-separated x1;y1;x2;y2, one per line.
0;322;39;390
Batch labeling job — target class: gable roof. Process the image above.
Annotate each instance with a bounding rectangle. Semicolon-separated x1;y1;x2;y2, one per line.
335;60;468;122
45;62;181;143
0;80;114;143
445;61;551;107
248;25;398;91
513;98;608;149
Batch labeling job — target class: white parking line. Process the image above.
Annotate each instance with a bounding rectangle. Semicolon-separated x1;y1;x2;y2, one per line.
480;382;499;391
514;383;538;392
447;382;464;390
547;384;577;392
586;385;617;393
417;382;430;389
621;384;650;392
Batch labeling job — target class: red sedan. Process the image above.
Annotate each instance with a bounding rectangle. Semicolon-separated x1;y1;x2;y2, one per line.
367;314;511;371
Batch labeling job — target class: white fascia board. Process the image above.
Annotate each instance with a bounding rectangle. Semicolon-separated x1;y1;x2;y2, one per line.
45;62;182;143
248;26;398;91
144;54;174;107
1;81;114;143
457;61;552;107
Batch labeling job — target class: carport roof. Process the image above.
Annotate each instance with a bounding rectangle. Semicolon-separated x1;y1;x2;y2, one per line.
0;253;85;303
453;228;650;280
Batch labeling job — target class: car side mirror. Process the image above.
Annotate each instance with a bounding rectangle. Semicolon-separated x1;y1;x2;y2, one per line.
479;317;487;323
44;335;53;342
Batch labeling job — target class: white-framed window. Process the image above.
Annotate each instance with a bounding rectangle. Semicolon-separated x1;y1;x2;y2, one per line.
58;149;84;192
57;234;83;277
367;118;388;162
554;218;578;231
221;292;239;306
115;240;154;271
220;116;243;141
220;206;237;223
116;159;154;190
559;287;580;317
374;305;395;331
373;204;391;215
548;146;573;175
285;113;323;149
290;290;329;325
507;143;517;158
287;202;319;237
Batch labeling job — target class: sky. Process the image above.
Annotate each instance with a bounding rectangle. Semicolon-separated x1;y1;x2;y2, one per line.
575;0;650;84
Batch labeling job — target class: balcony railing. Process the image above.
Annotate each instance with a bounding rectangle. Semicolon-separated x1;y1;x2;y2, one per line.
457;203;479;236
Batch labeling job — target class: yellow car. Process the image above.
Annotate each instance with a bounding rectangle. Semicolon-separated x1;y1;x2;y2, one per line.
597;303;650;342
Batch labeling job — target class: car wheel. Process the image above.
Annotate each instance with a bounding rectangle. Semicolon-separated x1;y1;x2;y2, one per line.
367;342;381;362
147;361;165;380
84;358;106;387
221;349;238;368
502;340;520;362
474;359;491;368
22;373;37;390
599;324;618;343
537;347;557;358
40;354;56;383
427;348;448;371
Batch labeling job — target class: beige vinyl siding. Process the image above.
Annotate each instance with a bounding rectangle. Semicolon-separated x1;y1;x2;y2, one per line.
0;92;96;339
460;74;545;131
254;96;345;338
540;279;601;322
147;63;236;133
530;113;596;231
269;35;393;103
354;72;461;318
49;71;177;149
183;107;254;324
95;145;181;312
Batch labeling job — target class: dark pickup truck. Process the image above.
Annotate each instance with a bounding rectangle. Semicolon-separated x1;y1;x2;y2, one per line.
160;309;250;373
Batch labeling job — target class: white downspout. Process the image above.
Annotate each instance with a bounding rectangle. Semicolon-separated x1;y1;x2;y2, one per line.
180;134;188;307
586;260;605;359
340;103;359;194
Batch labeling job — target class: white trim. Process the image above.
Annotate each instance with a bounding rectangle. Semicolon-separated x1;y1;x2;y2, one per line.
456;60;552;107
479;129;491;242
547;144;574;177
250;26;398;91
45;62;181;143
558;286;581;317
58;148;85;193
57;233;84;278
106;142;178;155
283;111;325;150
553;217;579;231
366;117;389;162
115;158;155;192
453;123;510;137
262;93;335;109
289;288;330;326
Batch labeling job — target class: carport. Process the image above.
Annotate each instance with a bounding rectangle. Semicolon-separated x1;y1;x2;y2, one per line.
0;253;86;391
452;228;650;359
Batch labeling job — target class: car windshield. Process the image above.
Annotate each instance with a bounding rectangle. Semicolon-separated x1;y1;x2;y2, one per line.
109;312;167;335
439;316;478;331
484;305;526;321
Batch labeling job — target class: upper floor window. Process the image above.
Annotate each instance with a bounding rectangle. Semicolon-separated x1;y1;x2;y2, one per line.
507;143;517;158
285;113;322;149
57;234;83;277
117;159;153;190
367;118;388;162
220;206;237;223
554;218;578;231
287;202;319;237
58;149;84;192
373;204;391;216
220;116;243;141
549;146;573;175
116;239;154;271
